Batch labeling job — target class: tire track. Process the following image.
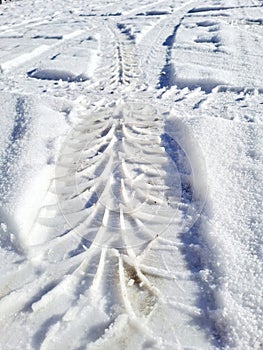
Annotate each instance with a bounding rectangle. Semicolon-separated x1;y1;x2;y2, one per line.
28;101;182;251
93;21;145;93
0;97;212;348
134;1;200;90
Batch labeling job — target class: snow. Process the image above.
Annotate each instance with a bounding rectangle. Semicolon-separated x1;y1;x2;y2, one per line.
0;0;262;349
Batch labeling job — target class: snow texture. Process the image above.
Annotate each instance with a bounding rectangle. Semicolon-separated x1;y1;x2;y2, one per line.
0;0;262;349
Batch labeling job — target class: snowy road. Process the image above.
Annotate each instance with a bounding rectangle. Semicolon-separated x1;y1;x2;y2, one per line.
0;0;262;349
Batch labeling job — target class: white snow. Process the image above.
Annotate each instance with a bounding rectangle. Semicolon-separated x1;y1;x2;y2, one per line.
0;0;262;349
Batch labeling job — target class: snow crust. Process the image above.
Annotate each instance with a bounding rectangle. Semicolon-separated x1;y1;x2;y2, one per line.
0;0;262;349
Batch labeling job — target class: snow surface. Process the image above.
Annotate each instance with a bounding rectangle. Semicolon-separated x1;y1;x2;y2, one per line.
0;0;262;349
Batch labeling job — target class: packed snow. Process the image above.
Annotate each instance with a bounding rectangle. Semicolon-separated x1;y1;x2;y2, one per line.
0;0;262;349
